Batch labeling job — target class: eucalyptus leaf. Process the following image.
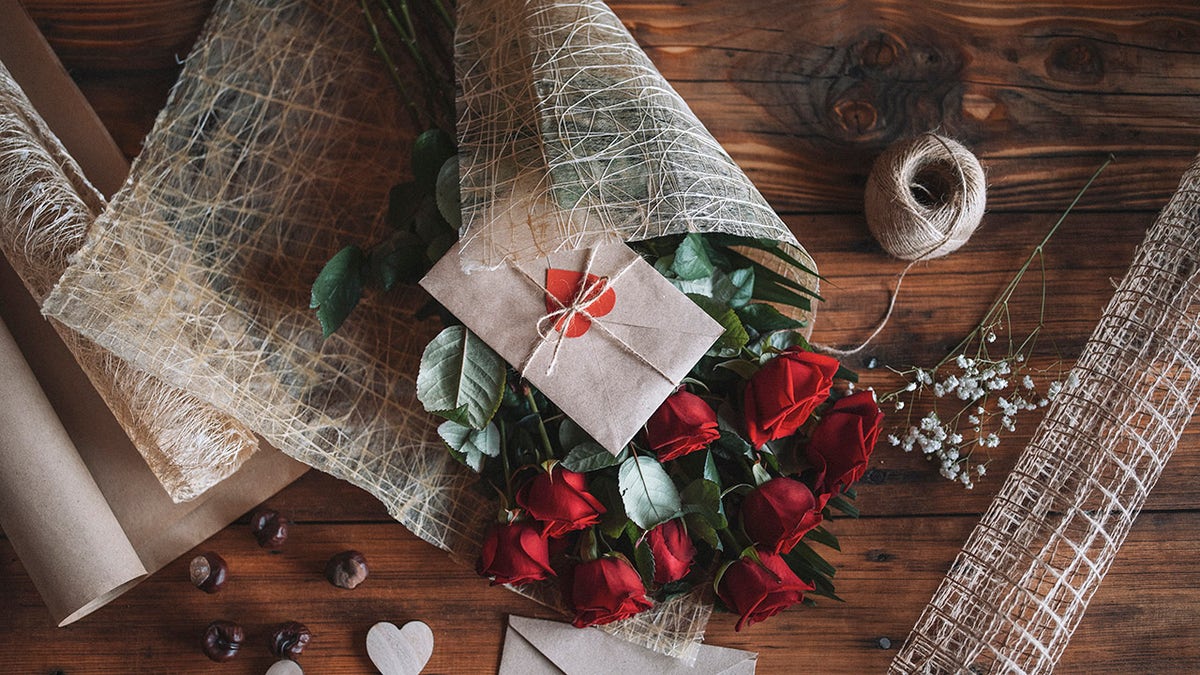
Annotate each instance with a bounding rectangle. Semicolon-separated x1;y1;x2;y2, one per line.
310;245;366;338
562;442;621;473
437;420;500;472
671;233;714;280
417;326;506;429
618;456;682;530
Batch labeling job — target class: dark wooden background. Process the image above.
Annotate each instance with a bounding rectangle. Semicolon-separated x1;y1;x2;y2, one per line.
2;1;1199;673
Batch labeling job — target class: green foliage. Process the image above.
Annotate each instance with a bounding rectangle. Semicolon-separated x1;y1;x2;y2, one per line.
561;441;621;473
618;456;682;530
412;128;456;188
438;420;500;471
416;326;506;429
310;245;367;337
671;234;715;280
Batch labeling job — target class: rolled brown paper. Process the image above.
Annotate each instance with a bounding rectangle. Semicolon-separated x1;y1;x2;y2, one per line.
0;315;147;625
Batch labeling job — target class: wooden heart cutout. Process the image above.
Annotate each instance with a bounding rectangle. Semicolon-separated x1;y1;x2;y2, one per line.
367;621;434;675
265;660;304;675
544;268;616;338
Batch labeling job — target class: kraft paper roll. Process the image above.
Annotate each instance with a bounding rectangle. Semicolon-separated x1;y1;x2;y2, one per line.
0;315;147;625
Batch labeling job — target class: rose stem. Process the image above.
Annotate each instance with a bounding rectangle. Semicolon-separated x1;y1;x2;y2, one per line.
524;388;555;463
498;419;513;502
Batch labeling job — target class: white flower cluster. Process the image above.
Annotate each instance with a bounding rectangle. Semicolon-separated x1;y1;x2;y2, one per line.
883;354;1078;489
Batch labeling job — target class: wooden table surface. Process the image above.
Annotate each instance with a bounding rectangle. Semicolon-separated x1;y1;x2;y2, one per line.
3;1;1200;673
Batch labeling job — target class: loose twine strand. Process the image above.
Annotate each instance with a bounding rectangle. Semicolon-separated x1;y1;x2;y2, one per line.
815;133;986;357
514;249;673;382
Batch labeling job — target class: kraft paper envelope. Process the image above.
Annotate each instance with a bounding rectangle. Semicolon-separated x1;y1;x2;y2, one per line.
500;615;757;674
421;242;724;454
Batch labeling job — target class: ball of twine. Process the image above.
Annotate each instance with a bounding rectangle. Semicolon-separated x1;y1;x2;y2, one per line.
864;133;986;261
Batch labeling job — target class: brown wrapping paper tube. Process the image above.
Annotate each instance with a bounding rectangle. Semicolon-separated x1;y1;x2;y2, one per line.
0;315;147;625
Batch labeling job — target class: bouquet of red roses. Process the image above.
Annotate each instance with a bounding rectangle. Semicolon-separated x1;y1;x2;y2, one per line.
412;224;882;631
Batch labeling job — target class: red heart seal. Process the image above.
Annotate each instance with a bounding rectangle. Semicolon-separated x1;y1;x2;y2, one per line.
544;268;616;338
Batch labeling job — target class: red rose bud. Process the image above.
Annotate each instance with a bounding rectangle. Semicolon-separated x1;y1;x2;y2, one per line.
569;556;654;628
743;348;840;448
516;465;606;538
645;390;721;461
806;390;884;495
647;519;697;584
718;550;815;631
741;477;823;554
476;521;555;586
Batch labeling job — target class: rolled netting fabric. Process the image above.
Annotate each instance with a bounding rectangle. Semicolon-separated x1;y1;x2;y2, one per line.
0;61;258;503
891;153;1200;674
454;0;805;271
34;0;813;660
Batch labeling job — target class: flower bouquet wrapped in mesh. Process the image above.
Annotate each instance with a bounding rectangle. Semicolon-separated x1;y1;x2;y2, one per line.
42;0;875;658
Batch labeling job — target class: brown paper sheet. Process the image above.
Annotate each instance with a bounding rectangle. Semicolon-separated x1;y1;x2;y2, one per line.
0;314;147;625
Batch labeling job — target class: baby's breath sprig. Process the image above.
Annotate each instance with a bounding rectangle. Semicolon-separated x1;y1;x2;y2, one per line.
879;157;1111;488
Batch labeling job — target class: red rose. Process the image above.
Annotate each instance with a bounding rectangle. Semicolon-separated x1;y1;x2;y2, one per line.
569;556;654;627
645;390;720;461
516;465;605;538
806;391;883;496
647;519;696;584
743;348;839;447
476;521;555;586
718;550;815;631
741;477;822;554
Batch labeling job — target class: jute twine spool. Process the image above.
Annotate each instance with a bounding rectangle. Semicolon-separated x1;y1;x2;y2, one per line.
864;133;986;260
816;134;986;357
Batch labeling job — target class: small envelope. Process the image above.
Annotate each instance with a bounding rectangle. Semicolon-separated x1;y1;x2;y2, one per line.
421;242;723;453
500;615;757;674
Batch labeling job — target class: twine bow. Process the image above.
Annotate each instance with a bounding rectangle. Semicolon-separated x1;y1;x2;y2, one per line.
516;248;675;382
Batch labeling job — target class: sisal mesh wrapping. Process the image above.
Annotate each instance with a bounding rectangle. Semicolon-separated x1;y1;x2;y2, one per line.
33;0;789;659
454;0;801;270
0;61;258;503
891;153;1200;674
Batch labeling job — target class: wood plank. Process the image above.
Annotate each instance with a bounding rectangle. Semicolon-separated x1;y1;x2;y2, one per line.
3;515;1198;673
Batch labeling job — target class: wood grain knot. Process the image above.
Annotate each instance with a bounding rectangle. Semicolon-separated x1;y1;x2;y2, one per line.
865;549;895;562
1045;38;1105;84
812;30;964;144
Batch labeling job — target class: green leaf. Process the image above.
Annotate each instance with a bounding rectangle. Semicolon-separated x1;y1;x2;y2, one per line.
387;181;424;231
714;358;759;380
412;128;456;188
788;540;838;578
752;330;812;362
415;194;455;245
826;495;860;518
805;526;841;551
426;233;456;266
562;442;621;473
417;326;507;429
684;512;719;548
737;303;806;332
369;231;426;290
634;540;656;588
835;364;860;383
712;268;754;309
671;233;715;280
669;275;714;297
558;417;592;450
618;456;682;530
713;416;755;461
753;278;814;312
310;245;367;338
437;420;500;472
435;154;462;229
751;462;772;486
688;294;749;358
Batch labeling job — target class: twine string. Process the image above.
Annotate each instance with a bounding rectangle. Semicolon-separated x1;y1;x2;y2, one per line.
515;250;674;382
815;133;986;357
